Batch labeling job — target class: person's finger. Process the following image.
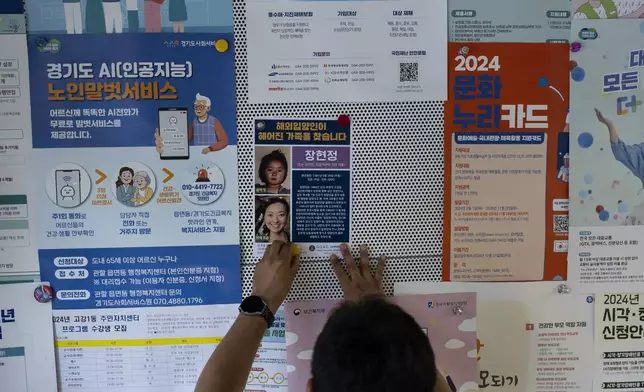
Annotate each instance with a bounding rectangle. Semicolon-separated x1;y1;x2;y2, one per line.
155;128;159;136
291;254;301;274
341;243;359;279
262;244;272;260
359;244;372;281
375;255;386;286
269;241;286;259
330;254;350;287
278;242;292;261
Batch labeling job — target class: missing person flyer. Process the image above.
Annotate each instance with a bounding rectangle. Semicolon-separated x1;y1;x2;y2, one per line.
254;118;351;258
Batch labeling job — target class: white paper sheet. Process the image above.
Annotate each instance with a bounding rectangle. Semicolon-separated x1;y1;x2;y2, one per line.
0;282;57;392
245;0;447;103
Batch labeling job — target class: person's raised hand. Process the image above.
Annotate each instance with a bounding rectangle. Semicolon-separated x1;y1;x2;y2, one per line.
595;108;612;127
331;243;385;302
252;241;300;313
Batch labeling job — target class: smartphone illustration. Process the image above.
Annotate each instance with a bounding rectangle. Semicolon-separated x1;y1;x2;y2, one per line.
159;107;189;160
55;169;81;208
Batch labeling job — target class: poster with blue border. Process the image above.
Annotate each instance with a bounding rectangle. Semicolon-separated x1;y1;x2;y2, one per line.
28;30;240;310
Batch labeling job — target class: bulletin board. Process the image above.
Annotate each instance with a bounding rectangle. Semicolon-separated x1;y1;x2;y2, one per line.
230;0;446;299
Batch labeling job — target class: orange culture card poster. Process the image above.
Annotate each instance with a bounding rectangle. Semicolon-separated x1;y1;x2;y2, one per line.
442;43;570;282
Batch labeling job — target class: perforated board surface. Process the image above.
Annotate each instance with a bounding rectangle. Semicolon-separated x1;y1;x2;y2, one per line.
232;0;444;299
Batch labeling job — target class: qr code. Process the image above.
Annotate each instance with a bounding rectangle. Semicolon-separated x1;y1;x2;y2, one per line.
553;215;569;233
399;62;419;82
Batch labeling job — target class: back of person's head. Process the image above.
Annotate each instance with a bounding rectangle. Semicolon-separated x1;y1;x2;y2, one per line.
310;296;437;392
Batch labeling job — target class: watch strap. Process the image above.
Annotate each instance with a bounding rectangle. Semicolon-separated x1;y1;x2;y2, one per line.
260;304;275;328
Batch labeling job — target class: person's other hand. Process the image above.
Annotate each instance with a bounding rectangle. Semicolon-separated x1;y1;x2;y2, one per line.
595;108;612;127
331;243;385;302
201;147;211;155
252;241;300;313
154;128;163;152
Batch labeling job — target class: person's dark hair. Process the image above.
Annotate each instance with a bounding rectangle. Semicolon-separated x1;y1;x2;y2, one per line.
255;197;290;235
258;150;288;184
312;297;437;392
115;167;134;187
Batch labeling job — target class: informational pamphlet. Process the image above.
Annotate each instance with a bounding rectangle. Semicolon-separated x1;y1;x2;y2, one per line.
245;0;447;102
0;282;57;392
449;0;571;43
395;282;595;392
568;20;644;285
594;292;644;392
443;42;570;281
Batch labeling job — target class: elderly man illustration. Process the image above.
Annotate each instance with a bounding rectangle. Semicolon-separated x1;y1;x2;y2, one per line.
155;93;229;155
574;0;644;18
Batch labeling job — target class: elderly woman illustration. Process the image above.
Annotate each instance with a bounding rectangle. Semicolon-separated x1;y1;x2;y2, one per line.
131;170;154;206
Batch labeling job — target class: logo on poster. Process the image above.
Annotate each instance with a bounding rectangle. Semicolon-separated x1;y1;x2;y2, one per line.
34;37;61;54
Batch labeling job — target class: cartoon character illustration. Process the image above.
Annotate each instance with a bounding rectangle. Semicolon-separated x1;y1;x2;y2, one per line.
144;0;163;32
574;0;644;18
595;108;644;225
155;93;229;155
131;170;154;206
63;0;83;34
103;0;123;33
126;0;140;32
557;153;570;183
255;149;290;194
169;0;187;32
85;0;106;33
115;166;136;206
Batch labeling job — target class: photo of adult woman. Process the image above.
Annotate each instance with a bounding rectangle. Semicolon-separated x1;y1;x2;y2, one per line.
115;166;135;206
255;149;290;194
131;171;154;206
255;197;290;243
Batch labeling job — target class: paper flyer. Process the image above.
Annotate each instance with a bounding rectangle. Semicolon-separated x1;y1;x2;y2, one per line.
594;292;644;392
254;118;351;258
0;11;36;274
448;0;571;43
284;294;478;392
443;42;570;282
0;282;57;392
568;20;644;285
395;282;595;392
245;0;447;102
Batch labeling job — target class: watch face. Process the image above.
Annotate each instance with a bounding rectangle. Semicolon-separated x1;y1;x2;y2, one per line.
241;296;265;313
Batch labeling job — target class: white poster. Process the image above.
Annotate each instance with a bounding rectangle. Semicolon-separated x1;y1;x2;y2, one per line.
594;292;644;392
245;0;447;103
395;282;594;392
0;34;37;275
54;304;287;392
0;283;57;392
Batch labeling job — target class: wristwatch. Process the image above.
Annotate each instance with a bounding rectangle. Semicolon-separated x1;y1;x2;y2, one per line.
239;295;275;328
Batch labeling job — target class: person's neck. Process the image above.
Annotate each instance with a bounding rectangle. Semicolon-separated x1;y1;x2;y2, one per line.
198;114;209;122
266;184;280;193
269;232;285;242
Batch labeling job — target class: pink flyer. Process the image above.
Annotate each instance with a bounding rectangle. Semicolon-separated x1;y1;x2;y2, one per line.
284;293;478;392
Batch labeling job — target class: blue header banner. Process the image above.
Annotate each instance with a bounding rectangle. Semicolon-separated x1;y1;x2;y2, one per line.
39;245;241;310
254;119;351;146
28;33;237;149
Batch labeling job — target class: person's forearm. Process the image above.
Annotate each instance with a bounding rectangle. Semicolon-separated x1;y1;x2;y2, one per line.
607;124;619;143
435;372;455;392
195;314;267;392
